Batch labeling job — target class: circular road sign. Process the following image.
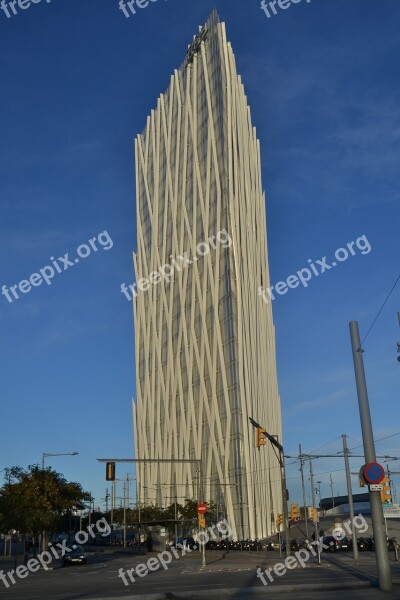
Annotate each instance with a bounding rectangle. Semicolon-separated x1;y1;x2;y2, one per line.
197;503;207;515
363;462;385;485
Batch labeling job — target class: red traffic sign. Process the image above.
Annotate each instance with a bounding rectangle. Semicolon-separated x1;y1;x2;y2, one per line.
197;503;207;515
363;462;385;485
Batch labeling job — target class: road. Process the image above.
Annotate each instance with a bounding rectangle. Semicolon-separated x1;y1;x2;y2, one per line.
0;548;400;599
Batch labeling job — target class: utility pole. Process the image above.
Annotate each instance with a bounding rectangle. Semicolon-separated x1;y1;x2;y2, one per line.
105;488;110;513
174;494;178;543
299;444;309;539
249;418;290;557
111;480;115;544
397;312;400;363
88;493;93;552
342;434;358;560
330;474;335;513
349;321;392;591
386;466;400;504
126;474;130;511
123;481;127;548
309;458;321;564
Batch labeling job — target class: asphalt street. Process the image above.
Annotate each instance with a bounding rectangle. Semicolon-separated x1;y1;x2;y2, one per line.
0;549;400;599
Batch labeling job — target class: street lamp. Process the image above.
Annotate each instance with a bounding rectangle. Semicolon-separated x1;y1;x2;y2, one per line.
40;451;78;551
42;451;78;470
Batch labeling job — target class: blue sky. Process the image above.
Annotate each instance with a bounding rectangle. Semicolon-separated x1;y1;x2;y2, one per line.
0;0;399;512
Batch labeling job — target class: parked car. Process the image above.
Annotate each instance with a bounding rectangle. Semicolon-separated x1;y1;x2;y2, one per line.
339;537;351;551
322;536;350;552
62;545;87;566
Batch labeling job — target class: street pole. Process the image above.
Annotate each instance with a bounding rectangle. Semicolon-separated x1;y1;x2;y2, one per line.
199;462;206;568
137;479;141;546
349;321;392;591
105;488;109;513
279;448;291;558
88;493;92;552
174;495;178;543
342;434;358;560
13;531;18;571
299;444;309;540
309;458;321;564
111;480;115;544
123;481;127;548
330;474;335;514
127;474;130;512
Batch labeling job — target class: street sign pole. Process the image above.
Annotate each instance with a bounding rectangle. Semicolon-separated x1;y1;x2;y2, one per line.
248;418;291;558
342;434;358;560
309;458;321;565
350;321;392;592
197;503;207;568
299;444;309;540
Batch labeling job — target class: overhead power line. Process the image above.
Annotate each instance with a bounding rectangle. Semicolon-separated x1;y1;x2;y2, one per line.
361;271;400;347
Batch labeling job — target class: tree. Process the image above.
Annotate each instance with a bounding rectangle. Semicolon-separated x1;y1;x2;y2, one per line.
0;465;90;545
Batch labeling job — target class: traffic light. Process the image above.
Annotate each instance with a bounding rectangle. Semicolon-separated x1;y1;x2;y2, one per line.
397;342;400;363
256;427;267;449
106;461;115;481
310;507;318;523
276;514;283;528
380;477;392;504
198;516;206;528
290;503;300;520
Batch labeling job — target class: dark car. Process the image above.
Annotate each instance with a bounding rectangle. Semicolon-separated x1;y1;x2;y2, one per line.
339;537;351;551
62;545;87;565
322;536;350;552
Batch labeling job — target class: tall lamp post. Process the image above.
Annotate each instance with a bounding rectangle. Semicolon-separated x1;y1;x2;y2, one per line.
41;451;79;551
248;417;291;557
42;451;78;470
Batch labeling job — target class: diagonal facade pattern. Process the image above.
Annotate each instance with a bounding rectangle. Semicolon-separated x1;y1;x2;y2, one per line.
132;10;282;539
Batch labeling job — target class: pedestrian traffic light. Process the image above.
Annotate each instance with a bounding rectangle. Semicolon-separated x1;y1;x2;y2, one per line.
380;477;392;504
290;503;300;520
276;514;283;528
256;427;267;449
106;461;115;481
310;507;318;523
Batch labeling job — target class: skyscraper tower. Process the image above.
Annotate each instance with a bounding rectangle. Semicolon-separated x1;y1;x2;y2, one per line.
132;10;282;539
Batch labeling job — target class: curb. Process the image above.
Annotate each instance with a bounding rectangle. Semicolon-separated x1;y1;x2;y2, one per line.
84;579;400;600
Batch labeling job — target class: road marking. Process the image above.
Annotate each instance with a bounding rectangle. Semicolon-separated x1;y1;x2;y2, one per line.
152;583;226;590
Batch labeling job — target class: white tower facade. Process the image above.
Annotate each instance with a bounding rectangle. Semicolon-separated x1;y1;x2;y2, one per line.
132;10;282;539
